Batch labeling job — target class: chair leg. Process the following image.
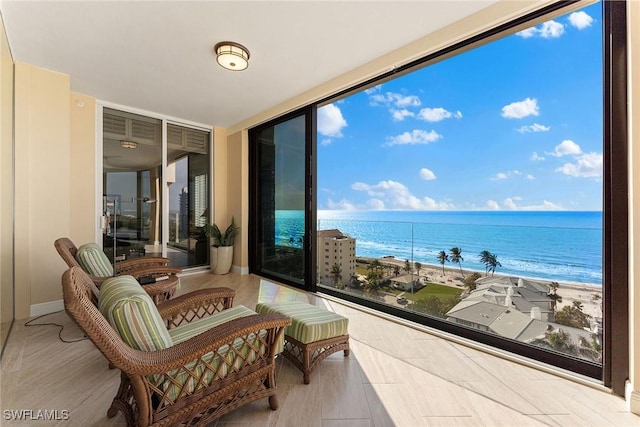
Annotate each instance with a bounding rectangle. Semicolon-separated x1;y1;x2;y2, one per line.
268;394;279;410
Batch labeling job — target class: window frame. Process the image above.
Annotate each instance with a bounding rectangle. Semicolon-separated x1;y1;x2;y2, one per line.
248;0;628;394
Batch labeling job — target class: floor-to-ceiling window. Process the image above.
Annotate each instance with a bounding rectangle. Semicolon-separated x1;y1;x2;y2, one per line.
249;108;315;289
102;107;211;269
249;1;628;393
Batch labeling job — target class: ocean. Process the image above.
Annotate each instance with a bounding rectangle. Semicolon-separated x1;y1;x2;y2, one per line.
275;210;603;286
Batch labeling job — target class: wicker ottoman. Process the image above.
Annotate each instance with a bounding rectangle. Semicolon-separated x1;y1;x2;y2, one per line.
255;301;349;384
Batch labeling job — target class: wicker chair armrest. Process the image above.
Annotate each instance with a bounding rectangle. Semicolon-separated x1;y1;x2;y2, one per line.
157;288;236;328
91;275;110;288
112;313;291;376
121;266;182;278
116;257;171;270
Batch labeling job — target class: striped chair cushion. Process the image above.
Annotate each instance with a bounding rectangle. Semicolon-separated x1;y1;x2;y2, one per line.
255;301;348;344
76;243;114;277
98;275;172;351
168;305;257;344
155;305;271;406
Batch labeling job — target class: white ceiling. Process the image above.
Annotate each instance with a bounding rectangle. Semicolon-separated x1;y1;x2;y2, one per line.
1;1;500;128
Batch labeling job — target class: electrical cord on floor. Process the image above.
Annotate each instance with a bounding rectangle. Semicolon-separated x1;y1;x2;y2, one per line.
24;311;88;343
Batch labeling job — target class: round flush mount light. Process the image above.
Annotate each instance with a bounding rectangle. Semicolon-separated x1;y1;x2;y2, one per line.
120;140;137;149
214;41;250;71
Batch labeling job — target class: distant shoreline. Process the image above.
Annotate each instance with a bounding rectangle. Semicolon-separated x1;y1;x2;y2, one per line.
358;255;601;289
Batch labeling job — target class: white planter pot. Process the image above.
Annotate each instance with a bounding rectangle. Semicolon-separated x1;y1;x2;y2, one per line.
211;246;233;274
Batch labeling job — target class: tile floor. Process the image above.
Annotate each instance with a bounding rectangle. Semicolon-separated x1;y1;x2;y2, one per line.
1;272;637;426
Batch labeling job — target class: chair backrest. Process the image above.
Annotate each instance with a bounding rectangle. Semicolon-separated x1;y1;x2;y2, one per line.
54;237;82;269
75;243;114;277
61;267;136;368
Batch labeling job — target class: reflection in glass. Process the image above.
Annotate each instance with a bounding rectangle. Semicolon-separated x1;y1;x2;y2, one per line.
167;123;210;268
103;108;162;262
252;115;307;286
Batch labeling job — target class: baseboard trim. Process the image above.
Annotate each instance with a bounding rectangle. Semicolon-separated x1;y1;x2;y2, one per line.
30;300;65;317
630;388;640;415
232;265;249;275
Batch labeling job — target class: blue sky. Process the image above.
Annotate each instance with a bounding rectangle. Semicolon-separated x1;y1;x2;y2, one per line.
317;4;603;212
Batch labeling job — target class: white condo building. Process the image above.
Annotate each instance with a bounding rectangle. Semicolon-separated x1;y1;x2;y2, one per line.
317;229;356;287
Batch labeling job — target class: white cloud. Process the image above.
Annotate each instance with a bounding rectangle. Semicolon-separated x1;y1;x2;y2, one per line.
351;180;454;210
367;199;385;210
568;11;594;30
539;20;565;38
503;198;518;210
486;200;500;210
517;123;550;133
490;170;521;181
391;109;414;121
369;91;421;108
501;97;540;119
556;152;602;178
491;198;562;211
326;198;357;210
364;85;381;95
417;107;463;122
419;168;436;180
531;152;545;161
526;174;535;180
317;103;347;138
517;20;565;39
548;139;582;157
320;138;332;146
385;129;442;146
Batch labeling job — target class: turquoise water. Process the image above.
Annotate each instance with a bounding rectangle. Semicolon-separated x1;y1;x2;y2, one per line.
276;210;602;286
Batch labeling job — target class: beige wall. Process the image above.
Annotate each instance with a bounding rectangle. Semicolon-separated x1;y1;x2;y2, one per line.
0;13;15;348
69;93;96;246
628;0;640;414
14;62;70;318
226;130;248;271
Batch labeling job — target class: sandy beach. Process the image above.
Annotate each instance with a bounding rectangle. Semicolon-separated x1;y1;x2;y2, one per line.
360;256;603;319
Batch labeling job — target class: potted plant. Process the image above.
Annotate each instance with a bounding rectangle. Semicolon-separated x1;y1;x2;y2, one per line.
203;217;239;274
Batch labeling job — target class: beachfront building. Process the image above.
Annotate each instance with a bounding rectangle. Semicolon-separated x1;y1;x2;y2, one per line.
465;276;554;321
446;300;550;341
317;229;356;287
446;300;596;349
390;273;424;292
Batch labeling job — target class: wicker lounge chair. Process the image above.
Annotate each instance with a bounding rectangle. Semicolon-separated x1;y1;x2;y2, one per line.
55;237;182;303
62;266;291;426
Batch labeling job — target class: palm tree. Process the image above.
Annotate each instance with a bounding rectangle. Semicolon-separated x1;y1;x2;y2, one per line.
486;253;501;276
479;250;491;275
548;281;562;313
414;261;422;278
449;247;464;278
393;265;400;277
330;263;342;287
403;259;411;274
437;250;449;275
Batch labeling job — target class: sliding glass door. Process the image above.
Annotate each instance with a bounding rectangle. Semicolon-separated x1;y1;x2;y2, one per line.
249;108;316;290
102;108;211;269
103;109;163;262
167;123;211;267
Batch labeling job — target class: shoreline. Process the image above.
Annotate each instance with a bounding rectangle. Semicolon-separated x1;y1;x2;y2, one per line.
358;256;603;318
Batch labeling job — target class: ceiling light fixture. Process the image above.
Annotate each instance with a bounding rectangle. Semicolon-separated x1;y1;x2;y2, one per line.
214;41;250;71
120;140;137;149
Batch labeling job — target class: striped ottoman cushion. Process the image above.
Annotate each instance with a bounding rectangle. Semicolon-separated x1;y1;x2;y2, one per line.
255;301;348;344
76;242;114;277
